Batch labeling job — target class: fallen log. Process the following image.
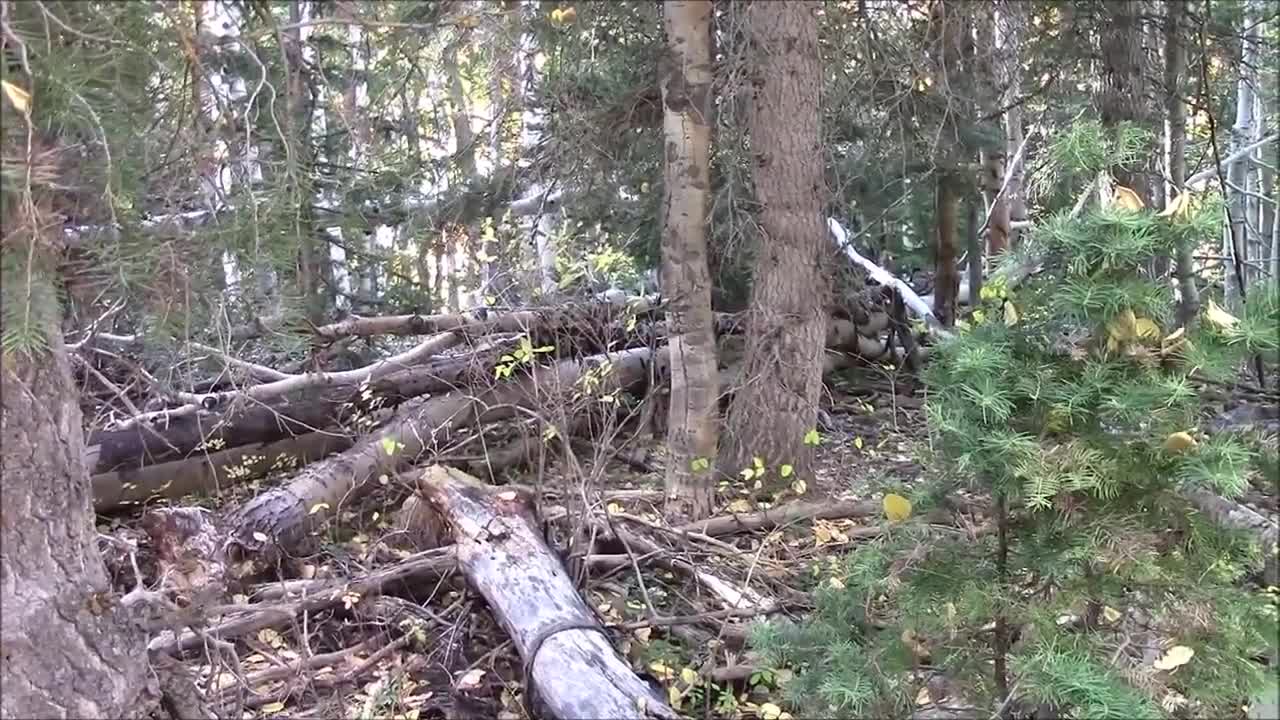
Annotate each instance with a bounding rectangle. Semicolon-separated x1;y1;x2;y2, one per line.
114;331;464;430
229;347;665;556
312;297;657;341
86;347;504;474
417;465;678;719
92;429;356;513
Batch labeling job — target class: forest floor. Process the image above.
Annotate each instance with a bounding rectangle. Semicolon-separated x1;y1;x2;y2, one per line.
94;359;1278;720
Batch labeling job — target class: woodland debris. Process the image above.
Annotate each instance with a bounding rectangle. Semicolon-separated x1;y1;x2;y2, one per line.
151;547;457;656
418;464;679;719
676;498;880;537
92;429;355;513
229;347;664;558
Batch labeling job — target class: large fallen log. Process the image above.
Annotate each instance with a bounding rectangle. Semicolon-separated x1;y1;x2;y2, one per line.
229;347;665;556
417;465;678;719
92;429;357;513
311;297;657;341
86;347;505;474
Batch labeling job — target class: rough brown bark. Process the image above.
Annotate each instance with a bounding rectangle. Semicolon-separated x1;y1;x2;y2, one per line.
933;173;962;327
2;329;149;716
722;0;830;480
1099;0;1153;203
660;0;719;520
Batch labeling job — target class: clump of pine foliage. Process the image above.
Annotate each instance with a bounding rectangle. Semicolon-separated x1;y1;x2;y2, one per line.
748;124;1279;719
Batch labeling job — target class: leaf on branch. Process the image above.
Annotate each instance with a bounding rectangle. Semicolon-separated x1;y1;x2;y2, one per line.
1159;191;1194;219
1112;185;1145;211
1;80;31;115
1204;299;1238;330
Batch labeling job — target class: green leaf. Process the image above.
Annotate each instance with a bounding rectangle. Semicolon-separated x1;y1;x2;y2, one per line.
803;429;821;446
779;464;794;478
691;457;710;472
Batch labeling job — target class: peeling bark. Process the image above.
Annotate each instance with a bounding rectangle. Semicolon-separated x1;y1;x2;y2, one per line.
660;0;719;520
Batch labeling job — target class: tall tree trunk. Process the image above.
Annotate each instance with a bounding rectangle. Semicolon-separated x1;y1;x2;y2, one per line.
934;173;961;326
1224;0;1260;311
998;0;1027;248
977;3;1009;260
1164;0;1200;326
1099;0;1154;204
284;0;323;323
721;0;829;480
660;0;719;520
2;257;148;714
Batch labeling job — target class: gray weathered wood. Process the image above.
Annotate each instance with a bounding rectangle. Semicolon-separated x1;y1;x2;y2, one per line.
419;465;678;719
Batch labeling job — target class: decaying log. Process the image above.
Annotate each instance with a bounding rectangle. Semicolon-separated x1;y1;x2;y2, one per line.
311;298;656;341
86;348;502;474
417;465;678;719
92;429;355;512
115;332;464;430
229;347;665;557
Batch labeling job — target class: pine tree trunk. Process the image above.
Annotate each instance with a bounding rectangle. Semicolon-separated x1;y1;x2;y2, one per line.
933;173;961;327
1164;0;1200;326
660;0;719;520
1099;0;1153;204
2;321;149;717
721;0;828;480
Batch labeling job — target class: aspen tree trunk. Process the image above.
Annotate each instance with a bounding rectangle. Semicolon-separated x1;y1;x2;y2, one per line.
1224;0;1260;312
997;0;1027;249
659;0;719;520
1164;0;1201;326
722;0;829;480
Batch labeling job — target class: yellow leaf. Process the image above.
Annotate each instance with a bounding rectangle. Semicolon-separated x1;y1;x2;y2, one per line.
759;702;783;720
456;668;486;689
1102;606;1122;623
915;687;933;706
680;667;699;686
1163;431;1198;453
668;685;683;710
728;498;753;513
813;522;834;545
791;478;807;495
780;464;794;478
1204;299;1238;330
633;626;652;643
607;502;623;515
1133;317;1159;340
1159;191;1192;219
560;6;577;23
1161;326;1186;354
1113;185;1145;211
1003;301;1019;327
1108;309;1139;343
260;701;286;714
308;502;330;515
853;436;864;450
803;428;821;446
883;493;912;523
1153;645;1194;671
649;661;675;681
381;437;399;456
1;80;31;115
827;576;845;589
